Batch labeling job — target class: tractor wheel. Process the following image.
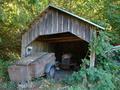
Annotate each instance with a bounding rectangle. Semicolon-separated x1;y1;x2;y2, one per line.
47;66;55;79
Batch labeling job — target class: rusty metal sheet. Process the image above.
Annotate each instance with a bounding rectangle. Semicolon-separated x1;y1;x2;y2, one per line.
8;53;56;82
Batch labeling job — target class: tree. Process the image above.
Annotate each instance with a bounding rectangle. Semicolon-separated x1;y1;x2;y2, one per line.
0;0;48;59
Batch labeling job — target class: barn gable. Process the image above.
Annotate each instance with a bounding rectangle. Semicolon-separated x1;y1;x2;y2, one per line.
21;5;104;57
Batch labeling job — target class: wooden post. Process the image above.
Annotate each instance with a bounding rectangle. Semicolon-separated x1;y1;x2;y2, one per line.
90;28;96;67
90;51;95;67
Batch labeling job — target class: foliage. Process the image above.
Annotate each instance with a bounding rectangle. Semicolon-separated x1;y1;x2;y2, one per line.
68;85;87;90
103;0;120;44
114;75;120;90
0;81;17;90
63;67;115;90
0;0;49;59
0;59;14;81
90;31;120;74
90;31;112;56
63;31;120;90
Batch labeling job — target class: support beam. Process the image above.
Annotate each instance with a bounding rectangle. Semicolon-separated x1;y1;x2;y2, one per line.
36;35;82;43
90;51;95;67
46;38;81;43
90;28;96;67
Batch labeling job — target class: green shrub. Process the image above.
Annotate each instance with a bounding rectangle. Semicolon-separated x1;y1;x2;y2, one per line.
68;85;87;90
0;81;17;90
0;59;11;81
63;67;115;90
114;75;120;90
63;31;120;90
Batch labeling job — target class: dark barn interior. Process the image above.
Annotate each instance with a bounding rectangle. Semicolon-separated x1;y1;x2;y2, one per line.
54;41;88;66
35;32;89;70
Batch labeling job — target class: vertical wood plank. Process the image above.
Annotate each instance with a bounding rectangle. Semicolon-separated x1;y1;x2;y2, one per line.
73;19;78;35
76;20;80;36
77;22;84;40
47;11;52;34
56;11;59;32
31;30;34;41
82;23;86;41
26;31;29;47
45;13;49;34
41;15;45;35
21;35;25;57
63;14;68;32
46;11;50;34
24;32;28;46
44;14;47;34
51;11;54;33
90;26;94;42
68;17;72;32
78;22;82;38
52;10;57;33
87;27;91;42
30;28;32;42
71;18;74;33
35;23;38;38
85;24;90;42
58;12;62;33
39;20;43;35
36;21;40;36
61;14;64;32
67;16;70;32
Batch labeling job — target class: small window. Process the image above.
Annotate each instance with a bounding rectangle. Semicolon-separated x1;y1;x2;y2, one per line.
25;46;32;56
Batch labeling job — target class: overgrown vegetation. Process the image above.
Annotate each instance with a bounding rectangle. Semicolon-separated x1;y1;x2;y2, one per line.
0;0;120;89
64;67;115;90
63;31;120;90
0;81;17;90
0;59;10;82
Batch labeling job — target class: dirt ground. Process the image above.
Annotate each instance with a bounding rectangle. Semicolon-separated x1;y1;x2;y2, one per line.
17;69;73;90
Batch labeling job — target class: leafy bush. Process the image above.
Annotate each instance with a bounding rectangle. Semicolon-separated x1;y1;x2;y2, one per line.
68;85;87;90
63;67;115;90
90;31;120;72
0;59;11;82
114;75;120;90
0;81;17;90
93;32;120;90
63;31;120;90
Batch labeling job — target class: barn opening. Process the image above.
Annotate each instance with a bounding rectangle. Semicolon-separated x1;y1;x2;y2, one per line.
30;32;89;71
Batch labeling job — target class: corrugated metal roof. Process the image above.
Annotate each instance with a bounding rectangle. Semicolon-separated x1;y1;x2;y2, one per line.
48;5;105;30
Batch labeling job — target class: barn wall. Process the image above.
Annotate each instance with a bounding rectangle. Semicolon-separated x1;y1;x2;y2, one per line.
21;8;97;57
26;39;89;64
27;41;53;56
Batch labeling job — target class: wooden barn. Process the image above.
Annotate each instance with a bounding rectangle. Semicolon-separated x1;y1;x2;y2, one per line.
21;5;104;68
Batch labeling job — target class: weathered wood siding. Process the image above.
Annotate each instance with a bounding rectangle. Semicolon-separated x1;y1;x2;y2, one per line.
21;8;97;57
26;41;54;56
